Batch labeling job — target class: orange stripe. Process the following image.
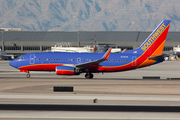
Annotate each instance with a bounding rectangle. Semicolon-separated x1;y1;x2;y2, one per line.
137;40;166;68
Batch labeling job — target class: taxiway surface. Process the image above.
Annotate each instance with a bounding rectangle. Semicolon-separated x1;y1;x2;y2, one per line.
1;60;180;120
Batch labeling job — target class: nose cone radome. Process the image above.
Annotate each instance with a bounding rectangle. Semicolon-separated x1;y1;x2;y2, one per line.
9;60;13;66
9;60;17;68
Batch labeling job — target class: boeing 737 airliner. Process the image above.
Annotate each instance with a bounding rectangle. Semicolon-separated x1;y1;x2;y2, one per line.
9;20;171;79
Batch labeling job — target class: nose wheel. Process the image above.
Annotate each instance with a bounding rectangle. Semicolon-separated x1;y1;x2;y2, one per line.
26;74;30;78
85;73;93;79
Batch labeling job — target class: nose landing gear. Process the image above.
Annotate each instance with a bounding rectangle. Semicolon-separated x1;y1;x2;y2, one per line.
26;74;30;78
20;70;30;78
85;73;94;79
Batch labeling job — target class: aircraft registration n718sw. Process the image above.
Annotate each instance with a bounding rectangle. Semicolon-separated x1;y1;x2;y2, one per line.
9;20;171;79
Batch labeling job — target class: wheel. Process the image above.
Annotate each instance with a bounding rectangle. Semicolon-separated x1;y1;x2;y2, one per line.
26;74;30;78
90;73;93;79
85;73;93;79
85;73;90;79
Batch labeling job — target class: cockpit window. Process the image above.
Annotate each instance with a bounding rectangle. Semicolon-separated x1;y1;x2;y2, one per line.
18;57;24;60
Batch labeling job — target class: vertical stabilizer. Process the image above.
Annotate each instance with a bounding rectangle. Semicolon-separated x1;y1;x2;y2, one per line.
137;20;171;56
134;20;171;68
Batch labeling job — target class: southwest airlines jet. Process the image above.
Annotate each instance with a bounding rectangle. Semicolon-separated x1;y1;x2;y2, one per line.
9;20;171;79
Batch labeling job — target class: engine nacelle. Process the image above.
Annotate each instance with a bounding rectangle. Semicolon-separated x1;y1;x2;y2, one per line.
56;65;80;75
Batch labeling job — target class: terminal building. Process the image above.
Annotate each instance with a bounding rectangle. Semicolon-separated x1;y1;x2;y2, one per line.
0;31;179;55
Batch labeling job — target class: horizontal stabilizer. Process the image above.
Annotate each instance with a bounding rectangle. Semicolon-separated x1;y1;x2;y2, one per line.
148;54;167;60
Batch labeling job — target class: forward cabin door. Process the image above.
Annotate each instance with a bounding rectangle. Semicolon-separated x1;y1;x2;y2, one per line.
30;54;35;64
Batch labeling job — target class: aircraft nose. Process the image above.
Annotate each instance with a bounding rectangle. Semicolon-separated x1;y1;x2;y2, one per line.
9;60;16;68
9;60;14;67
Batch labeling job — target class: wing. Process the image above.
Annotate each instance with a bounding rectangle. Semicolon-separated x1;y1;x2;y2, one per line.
75;48;112;69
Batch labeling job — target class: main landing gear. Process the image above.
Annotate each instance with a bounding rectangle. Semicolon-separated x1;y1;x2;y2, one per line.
85;73;94;79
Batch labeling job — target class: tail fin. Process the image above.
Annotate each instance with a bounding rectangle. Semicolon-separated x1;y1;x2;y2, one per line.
135;20;171;56
134;20;171;68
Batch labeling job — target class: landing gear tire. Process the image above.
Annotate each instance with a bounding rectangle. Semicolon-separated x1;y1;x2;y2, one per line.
85;73;93;79
90;74;93;79
26;74;30;78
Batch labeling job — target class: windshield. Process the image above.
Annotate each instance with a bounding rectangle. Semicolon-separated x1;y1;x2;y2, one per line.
17;57;24;60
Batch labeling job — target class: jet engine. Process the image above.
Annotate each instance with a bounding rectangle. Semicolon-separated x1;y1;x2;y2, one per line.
56;65;80;75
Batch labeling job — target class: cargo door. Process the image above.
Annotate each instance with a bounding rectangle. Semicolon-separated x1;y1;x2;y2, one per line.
132;56;137;66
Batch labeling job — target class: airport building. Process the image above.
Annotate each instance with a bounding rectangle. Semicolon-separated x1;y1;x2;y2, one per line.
0;31;179;55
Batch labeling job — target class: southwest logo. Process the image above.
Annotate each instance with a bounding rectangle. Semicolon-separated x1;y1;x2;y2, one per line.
141;23;167;51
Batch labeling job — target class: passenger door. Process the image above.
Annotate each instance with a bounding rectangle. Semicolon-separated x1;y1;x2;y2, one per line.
30;54;35;64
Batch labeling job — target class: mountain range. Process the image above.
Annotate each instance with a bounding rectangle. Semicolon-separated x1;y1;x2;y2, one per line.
0;0;179;31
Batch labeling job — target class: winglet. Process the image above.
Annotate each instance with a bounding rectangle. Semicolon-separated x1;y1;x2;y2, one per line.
102;48;112;60
122;48;127;53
